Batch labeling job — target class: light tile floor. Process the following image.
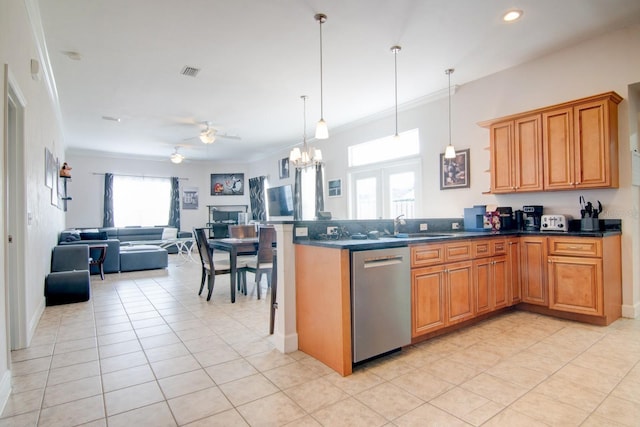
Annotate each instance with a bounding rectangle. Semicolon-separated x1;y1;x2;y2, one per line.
2;254;639;426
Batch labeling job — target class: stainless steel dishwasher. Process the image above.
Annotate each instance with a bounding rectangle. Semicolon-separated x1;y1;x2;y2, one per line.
351;246;411;363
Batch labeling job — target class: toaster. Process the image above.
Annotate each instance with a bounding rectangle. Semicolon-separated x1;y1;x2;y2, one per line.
541;215;568;232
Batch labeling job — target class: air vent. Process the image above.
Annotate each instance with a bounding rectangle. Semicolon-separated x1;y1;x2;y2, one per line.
181;66;200;77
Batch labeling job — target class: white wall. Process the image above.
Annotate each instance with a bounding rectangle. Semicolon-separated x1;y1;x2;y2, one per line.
1;0;68;409
65;153;253;232
251;24;640;317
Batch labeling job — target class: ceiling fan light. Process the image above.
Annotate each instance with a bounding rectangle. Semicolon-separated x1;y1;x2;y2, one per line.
199;131;215;144
170;152;184;164
315;119;329;139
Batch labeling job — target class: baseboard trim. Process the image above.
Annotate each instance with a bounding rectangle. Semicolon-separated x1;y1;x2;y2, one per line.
0;369;12;417
622;302;640;319
27;297;46;345
270;332;298;354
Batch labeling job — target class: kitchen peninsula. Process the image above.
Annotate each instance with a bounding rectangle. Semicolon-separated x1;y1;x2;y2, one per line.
293;221;621;376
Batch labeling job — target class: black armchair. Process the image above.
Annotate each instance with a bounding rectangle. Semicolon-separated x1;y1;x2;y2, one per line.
45;245;91;306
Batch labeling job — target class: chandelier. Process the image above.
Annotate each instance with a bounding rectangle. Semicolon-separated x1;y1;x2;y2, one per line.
290;95;322;168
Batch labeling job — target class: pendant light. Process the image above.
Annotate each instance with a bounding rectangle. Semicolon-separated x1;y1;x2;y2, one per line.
444;68;457;159
314;13;329;139
391;45;401;140
170;147;184;164
290;95;322;168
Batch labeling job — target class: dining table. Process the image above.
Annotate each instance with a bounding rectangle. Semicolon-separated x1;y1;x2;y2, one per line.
208;237;258;303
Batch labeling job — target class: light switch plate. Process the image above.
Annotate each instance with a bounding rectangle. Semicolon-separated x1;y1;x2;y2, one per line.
296;227;308;237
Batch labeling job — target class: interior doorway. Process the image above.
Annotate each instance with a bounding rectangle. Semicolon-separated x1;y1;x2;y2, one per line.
4;66;28;350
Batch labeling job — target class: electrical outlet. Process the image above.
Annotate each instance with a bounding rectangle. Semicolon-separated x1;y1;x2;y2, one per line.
296;227;308;237
419;223;428;231
327;226;338;235
452;222;460;230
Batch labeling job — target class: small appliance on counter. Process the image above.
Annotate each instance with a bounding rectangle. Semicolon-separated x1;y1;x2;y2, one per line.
513;210;524;230
464;205;490;231
496;207;514;230
541;214;569;232
522;205;543;231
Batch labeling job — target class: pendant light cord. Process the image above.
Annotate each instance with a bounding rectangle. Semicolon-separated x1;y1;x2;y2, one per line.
318;17;324;120
447;69;452;146
302;95;308;149
392;46;401;136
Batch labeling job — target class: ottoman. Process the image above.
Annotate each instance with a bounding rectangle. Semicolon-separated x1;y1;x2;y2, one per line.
120;245;168;272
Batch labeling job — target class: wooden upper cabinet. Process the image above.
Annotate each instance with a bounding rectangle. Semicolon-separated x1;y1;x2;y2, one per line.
490;121;515;193
574;97;619;188
543;107;574;190
482;91;621;193
489;114;543;193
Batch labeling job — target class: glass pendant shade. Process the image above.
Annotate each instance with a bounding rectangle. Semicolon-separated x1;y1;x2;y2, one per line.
315;119;328;139
444;144;456;159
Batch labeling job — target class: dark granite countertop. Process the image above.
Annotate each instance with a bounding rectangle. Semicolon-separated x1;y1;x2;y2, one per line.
294;229;621;251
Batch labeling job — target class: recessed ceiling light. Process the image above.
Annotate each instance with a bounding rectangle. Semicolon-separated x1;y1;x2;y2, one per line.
503;9;523;22
61;50;83;60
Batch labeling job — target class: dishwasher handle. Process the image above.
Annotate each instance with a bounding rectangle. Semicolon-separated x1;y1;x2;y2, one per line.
363;255;405;269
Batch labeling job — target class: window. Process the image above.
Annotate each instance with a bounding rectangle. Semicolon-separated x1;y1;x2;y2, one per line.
349;130;421;219
112;176;171;226
348;129;419;167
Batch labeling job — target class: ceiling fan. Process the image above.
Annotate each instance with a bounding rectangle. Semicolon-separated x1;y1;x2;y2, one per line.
198;121;241;144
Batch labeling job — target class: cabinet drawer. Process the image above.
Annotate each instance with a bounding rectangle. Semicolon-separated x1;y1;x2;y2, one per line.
445;241;471;262
472;240;492;258
411;244;445;268
472;238;507;258
548;237;602;257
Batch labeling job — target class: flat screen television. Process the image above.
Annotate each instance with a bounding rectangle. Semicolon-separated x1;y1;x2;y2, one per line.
267;184;294;217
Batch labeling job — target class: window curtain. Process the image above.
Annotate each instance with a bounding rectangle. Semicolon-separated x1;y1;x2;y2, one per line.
103;173;114;227
293;168;302;220
249;176;267;221
169;177;180;229
315;164;324;218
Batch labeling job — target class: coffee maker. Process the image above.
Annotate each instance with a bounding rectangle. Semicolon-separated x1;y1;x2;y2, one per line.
522;205;543;231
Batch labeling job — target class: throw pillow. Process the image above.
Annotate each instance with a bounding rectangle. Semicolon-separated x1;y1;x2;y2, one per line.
162;227;178;240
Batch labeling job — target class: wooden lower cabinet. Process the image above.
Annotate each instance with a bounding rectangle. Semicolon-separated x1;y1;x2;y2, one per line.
520;236;548;306
548;255;602;315
411;260;473;337
545;235;621;324
507;238;521;305
474;255;509;315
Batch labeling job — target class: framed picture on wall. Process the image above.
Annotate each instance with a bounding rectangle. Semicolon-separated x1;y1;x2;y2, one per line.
210;173;244;195
328;178;342;197
279;157;290;179
440;149;470;190
182;187;199;209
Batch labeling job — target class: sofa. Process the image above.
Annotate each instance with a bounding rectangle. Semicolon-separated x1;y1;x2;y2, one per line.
58;227;191;274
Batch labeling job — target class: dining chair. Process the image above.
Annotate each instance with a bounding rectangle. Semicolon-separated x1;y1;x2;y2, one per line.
228;224;257;238
245;226;276;300
193;228;246;301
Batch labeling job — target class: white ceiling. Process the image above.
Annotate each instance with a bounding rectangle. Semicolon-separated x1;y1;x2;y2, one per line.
37;0;640;163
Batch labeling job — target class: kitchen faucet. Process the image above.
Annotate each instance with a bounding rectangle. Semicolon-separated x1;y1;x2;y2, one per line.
394;214;406;235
